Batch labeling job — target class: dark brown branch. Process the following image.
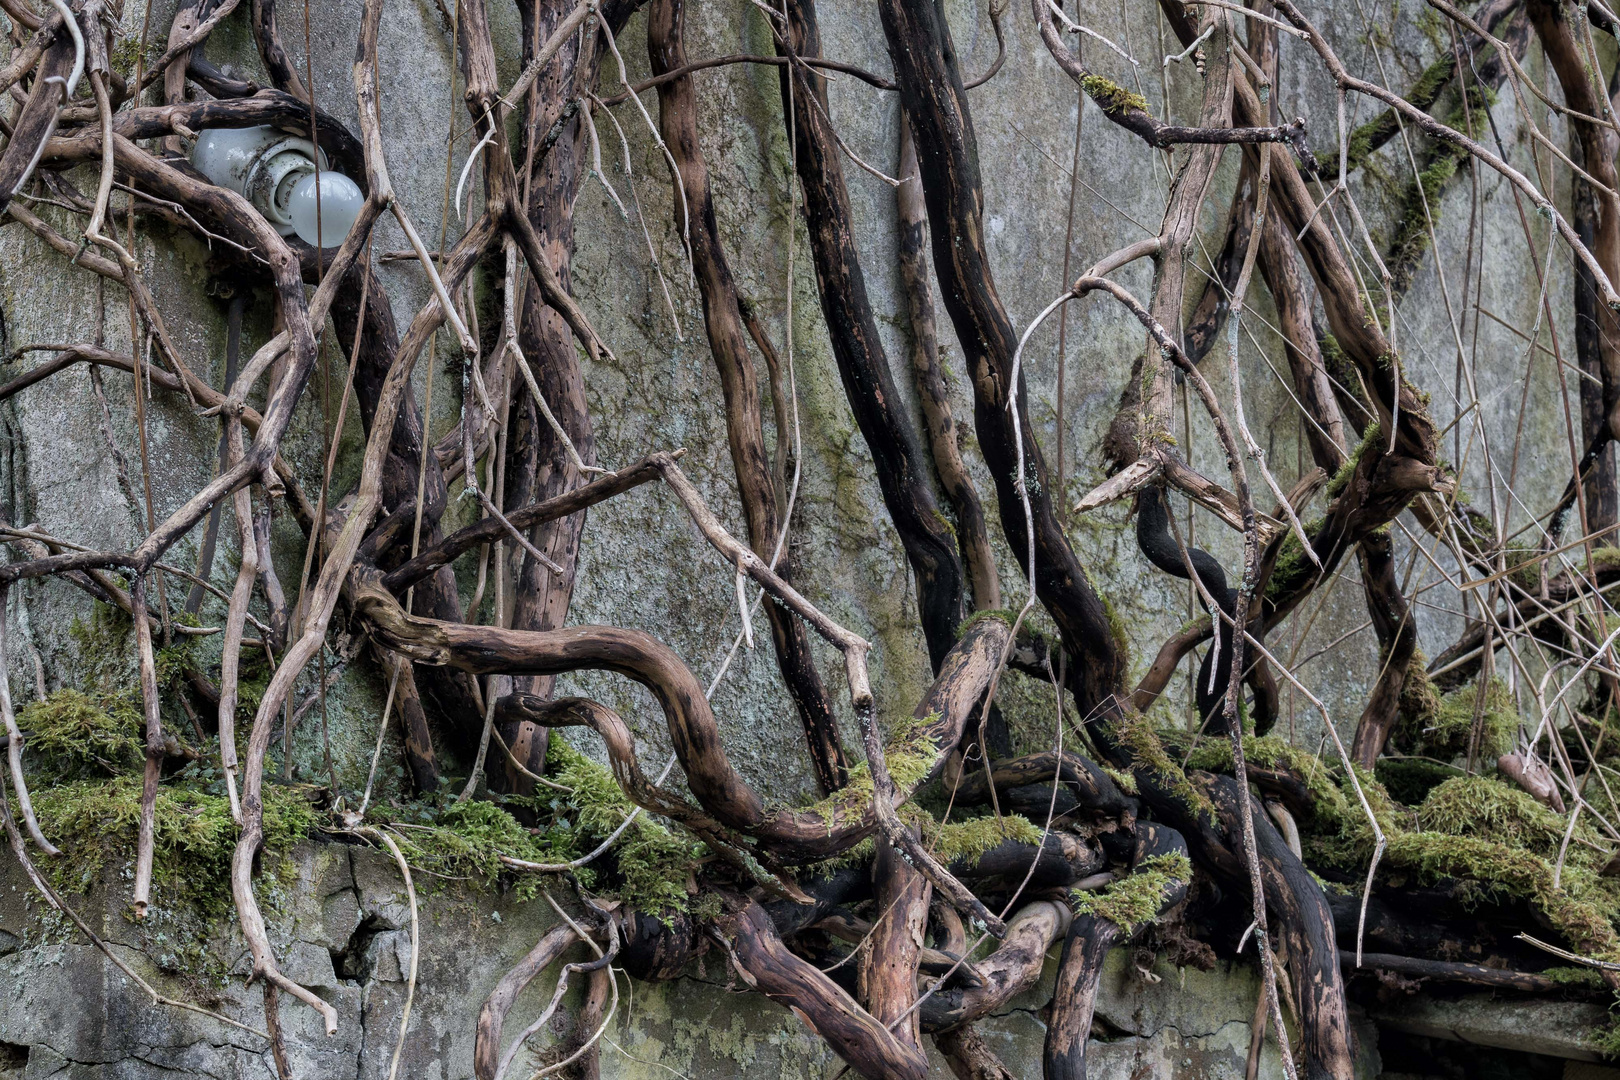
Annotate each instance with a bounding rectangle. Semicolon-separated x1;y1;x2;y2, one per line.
598;51;895;105
917;900;1073;1033
947;750;1135;822
1340;951;1568;992
380;456;670;593
474;924;578;1080
896;119;999;613
650;0;848;792
1351;529;1418;769
354;571;1012;862
722;900;928;1080
879;0;1125;715
778;0;967;668
1032;0;1308;151
858;834;930;1053
0;31;75;219
1044;825;1189;1080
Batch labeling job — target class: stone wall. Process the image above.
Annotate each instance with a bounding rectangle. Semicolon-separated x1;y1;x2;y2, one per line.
0;842;1359;1079
0;0;1609;1076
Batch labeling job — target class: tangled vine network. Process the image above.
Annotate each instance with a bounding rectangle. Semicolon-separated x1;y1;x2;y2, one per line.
15;0;1620;1076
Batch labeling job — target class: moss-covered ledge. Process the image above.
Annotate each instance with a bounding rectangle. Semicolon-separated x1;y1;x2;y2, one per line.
2;834;1346;1079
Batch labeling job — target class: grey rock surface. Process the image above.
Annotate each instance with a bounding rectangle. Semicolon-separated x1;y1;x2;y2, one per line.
0;0;1602;1075
1;841;1363;1079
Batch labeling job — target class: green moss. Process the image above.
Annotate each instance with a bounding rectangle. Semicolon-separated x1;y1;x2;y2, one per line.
19;689;144;772
1320;54;1456;175
1302;764;1407;868
1591;547;1620;575
1070;852;1191;933
1591;1017;1620;1061
1102;597;1131;671
31;774;315;918
1544;965;1608;989
1398;652;1441;732
1265;516;1324;603
805;712;944;827
390;798;565;887
1500;544;1547;591
1101;764;1139;796
1374;757;1460;806
956;608;1015;640
1327;423;1382;500
68;600;132;656
1105;711;1213;821
390;738;707;915
1286;766;1620;962
1411;678;1519;761
1081;75;1148;115
548;736;707;914
1417;775;1584;859
1183;734;1346;828
1384;144;1463;297
929;813;1044;864
1382;830;1620;961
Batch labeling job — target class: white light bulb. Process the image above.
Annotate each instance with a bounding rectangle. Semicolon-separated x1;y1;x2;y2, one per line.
191;125;281;192
288;171;364;248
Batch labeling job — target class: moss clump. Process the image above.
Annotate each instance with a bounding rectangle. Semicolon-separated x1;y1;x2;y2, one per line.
1397;652;1441;732
1081;75;1148;115
929;813;1044;865
1417;775;1581;858
392;737;707;916
1183;734;1346;829
1590;547;1620;576
1374;756;1460;806
547;736;707;914
956;609;1015;640
1382;830;1620;962
31;774;315;918
806;712;944;826
153;619;204;690
1070;852;1191;932
1326;423;1382;500
1101;764;1139;796
1544;965;1607;989
1303;764;1407;868
1105;712;1213;821
390;798;566;886
68;600;133;655
1409;678;1519;761
19;689;145;772
1499;544;1548;591
1265;517;1324;603
1592;1018;1620;1062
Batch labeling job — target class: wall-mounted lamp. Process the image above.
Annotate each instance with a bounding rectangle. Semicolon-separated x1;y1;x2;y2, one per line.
192;125;363;249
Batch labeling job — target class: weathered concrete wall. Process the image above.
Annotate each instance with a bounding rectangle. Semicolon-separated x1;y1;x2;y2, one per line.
0;842;1358;1079
0;0;1602;1075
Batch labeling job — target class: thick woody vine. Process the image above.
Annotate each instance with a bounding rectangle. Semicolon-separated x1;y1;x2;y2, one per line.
3;1;1620;1079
